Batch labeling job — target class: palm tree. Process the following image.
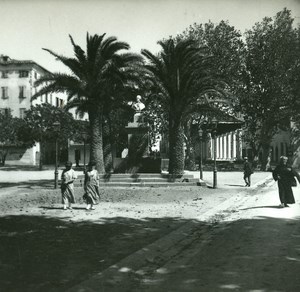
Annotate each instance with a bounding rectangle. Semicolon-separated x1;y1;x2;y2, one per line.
142;38;225;175
32;33;144;173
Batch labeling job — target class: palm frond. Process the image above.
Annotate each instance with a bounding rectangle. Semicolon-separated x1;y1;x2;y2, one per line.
69;34;86;64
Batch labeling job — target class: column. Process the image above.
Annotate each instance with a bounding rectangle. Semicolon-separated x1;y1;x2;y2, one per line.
227;133;231;160
217;136;220;159
222;135;225;159
230;132;234;159
224;134;228;159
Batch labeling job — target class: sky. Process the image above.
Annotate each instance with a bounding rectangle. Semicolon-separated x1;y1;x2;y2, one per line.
1;0;300;73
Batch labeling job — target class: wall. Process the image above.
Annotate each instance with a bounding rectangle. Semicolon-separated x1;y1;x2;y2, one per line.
4;144;39;165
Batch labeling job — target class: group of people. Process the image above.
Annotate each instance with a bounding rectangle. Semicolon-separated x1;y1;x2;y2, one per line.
243;155;300;208
60;161;100;210
60;155;300;211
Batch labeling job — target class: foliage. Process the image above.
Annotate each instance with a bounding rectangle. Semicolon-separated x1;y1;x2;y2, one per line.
19;103;77;144
71;119;90;143
102;105;134;172
0;111;27;165
236;8;299;169
32;33;146;173
18;104;78;169
103;106;133;150
289;25;300;122
180;20;245;92
176;20;246;168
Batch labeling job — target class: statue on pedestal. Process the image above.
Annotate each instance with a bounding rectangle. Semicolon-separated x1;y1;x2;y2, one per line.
133;95;145;112
132;95;145;123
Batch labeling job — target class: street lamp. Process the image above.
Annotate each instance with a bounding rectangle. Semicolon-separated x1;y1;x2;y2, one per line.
53;121;60;189
211;117;218;189
82;131;88;170
199;128;203;180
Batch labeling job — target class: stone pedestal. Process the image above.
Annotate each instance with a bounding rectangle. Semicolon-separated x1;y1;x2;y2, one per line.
125;111;149;158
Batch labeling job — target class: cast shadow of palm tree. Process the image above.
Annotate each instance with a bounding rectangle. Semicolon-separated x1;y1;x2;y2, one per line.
0;179;54;189
0;214;192;292
240;205;284;210
40;206;87;210
1;214;299;292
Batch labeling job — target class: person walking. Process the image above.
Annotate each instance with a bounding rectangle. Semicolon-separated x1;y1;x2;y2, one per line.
83;162;100;210
272;156;300;208
61;161;77;210
243;157;253;187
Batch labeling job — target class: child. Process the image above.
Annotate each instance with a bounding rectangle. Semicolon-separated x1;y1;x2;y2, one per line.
61;161;77;210
83;161;100;210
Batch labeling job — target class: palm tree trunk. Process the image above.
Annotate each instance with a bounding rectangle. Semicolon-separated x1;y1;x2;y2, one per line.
103;138;113;173
89;106;105;173
103;117;113;173
168;119;185;176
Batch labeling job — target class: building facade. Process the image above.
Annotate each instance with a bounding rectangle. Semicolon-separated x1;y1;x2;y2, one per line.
0;54;66;165
199;129;292;165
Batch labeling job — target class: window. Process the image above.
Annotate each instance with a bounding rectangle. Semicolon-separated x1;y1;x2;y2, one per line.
45;93;48;103
1;71;8;78
19;86;26;98
34;72;38;79
0;108;9;116
19;70;29;78
19;108;26;119
56;98;64;108
1;87;8;99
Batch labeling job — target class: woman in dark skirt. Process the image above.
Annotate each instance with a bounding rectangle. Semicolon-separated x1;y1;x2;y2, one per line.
83;162;100;210
272;156;300;208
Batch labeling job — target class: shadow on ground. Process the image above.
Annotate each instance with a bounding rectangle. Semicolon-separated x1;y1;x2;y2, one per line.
0;180;54;189
240;205;285;210
0;214;300;292
0;165;59;171
0;215;191;292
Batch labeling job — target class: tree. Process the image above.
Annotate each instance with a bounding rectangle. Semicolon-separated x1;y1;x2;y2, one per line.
32;33;145;173
177;20;245;168
180;20;245;92
142;38;225;175
0;111;27;165
19;104;78;170
237;8;299;169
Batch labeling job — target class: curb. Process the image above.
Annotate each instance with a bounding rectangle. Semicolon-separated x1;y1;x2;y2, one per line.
67;174;273;292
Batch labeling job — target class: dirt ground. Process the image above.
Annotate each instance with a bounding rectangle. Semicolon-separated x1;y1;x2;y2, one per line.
0;179;236;292
2;170;299;292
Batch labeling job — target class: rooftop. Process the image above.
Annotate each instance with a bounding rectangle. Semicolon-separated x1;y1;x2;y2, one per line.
0;54;51;74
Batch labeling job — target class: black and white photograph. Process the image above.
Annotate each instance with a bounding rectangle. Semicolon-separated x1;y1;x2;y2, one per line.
1;0;300;291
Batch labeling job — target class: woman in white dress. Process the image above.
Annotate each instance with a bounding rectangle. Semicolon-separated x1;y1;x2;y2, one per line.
61;161;77;210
